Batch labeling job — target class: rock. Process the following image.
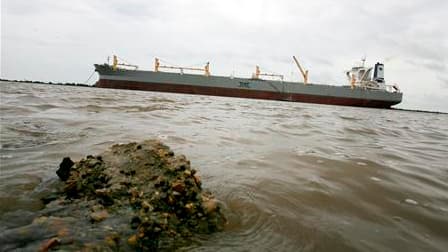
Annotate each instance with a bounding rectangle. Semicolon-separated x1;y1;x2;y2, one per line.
94;188;109;196
184;202;195;214
130;216;141;229
90;210;109;222
127;234;138;247
87;158;101;168
41;193;60;204
104;233;120;248
56;157;74;181
56;227;69;237
141;200;153;211
193;174;201;186
32;216;49;224
39;237;60;252
91;204;104;212
171;181;186;193
26;139;226;251
202;198;218;214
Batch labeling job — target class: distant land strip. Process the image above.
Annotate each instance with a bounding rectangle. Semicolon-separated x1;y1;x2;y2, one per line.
391;108;447;114
0;78;92;87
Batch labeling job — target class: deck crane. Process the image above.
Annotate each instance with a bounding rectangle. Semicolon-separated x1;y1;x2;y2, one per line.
252;65;284;81
292;56;309;85
111;55;139;71
154;58;210;76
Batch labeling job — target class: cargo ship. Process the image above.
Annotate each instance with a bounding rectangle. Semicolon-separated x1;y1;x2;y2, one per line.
94;56;402;108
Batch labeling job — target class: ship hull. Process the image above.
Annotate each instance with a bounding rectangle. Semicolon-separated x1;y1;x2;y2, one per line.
94;64;402;108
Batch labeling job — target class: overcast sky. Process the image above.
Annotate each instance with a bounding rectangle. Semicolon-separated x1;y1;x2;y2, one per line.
1;0;447;112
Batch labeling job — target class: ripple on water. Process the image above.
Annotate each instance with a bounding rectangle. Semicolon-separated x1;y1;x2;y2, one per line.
344;126;378;136
1;119;81;150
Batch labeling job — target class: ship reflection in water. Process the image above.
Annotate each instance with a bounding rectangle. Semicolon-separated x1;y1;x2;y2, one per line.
0;81;447;251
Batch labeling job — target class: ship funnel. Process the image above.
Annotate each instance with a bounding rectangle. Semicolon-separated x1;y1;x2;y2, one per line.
373;62;384;83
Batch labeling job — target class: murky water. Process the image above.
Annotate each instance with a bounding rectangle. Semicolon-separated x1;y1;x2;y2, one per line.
1;81;447;251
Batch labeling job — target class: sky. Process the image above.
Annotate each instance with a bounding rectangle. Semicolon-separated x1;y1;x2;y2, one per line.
1;0;447;112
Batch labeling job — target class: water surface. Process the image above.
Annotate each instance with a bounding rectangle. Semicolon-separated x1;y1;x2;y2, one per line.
1;81;447;251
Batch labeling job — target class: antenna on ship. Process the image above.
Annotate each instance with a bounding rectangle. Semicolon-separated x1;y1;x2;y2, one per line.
361;55;367;67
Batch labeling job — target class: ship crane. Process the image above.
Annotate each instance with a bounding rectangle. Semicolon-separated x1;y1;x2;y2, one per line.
252;66;284;81
292;56;309;85
111;55;138;70
154;58;210;76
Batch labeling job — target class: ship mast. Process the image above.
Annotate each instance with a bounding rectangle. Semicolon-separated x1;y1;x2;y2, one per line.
361;56;366;67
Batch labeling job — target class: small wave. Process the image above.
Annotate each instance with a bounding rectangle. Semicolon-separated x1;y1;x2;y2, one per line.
147;97;175;103
76;104;176;113
0;106;35;114
0;154;14;159
344;126;378;136
33;104;59;110
214;185;287;250
5;126;48;137
220;136;261;146
125;105;171;112
339;115;363;121
404;198;419;205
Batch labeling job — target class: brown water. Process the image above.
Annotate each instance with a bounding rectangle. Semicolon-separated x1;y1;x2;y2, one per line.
0;81;447;251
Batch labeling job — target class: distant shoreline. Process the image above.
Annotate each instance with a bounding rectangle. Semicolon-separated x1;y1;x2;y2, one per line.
391;108;447;115
1;79;446;114
0;78;93;87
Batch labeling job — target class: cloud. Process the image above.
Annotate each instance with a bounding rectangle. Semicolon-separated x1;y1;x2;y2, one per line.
438;76;448;88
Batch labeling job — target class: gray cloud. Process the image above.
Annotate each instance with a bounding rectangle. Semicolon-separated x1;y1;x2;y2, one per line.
438;76;448;88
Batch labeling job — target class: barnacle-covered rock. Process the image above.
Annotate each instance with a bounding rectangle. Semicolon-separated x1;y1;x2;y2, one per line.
4;139;226;251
